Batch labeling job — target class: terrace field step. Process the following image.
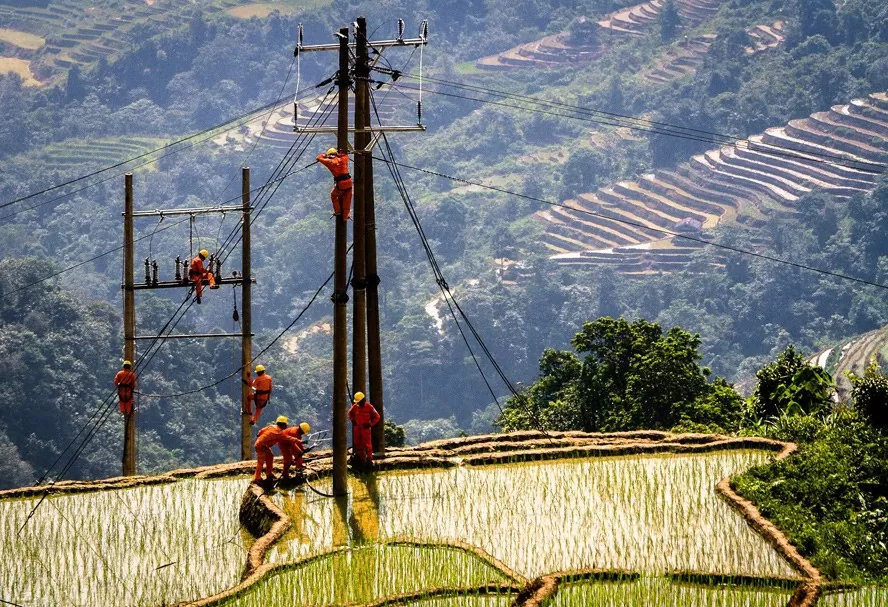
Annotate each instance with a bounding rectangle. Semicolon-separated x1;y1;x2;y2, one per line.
640;173;735;217
575;194;670;239
760;127;878;168
552;202;646;245
832;104;888;138
870;92;888;111
692;153;800;203
716;147;838;193
596;186;685;226
612;181;711;225
547;221;619;249
679;163;762;209
809;111;888;150
785;120;888;162
737;142;876;189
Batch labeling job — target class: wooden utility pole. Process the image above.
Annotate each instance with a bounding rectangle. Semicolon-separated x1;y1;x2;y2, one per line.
120;178;253;473
122;173;136;476
352;16;369;408
295;18;427;487
240;167;253;460
331;26;350;496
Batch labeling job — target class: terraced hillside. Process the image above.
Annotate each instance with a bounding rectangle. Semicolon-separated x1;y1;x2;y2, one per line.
476;17;600;70
640;22;784;84
539;93;888;273
11;136;167;172
810;323;888;400
745;21;785;53
598;0;722;36
0;0;329;82
477;0;725;70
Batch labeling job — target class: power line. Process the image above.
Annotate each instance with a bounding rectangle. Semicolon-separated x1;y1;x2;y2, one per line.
375;123;564;443
136;264;337;399
12;87;341;513
19;291;196;532
375;157;888;292
369;83;519;406
215;87;338;264
385;77;886;175
0;78;334;219
0;216;188;301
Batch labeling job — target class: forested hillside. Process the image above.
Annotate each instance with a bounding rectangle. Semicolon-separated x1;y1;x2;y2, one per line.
0;0;887;487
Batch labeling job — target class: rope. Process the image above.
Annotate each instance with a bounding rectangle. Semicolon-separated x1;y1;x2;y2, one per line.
147;214;164;261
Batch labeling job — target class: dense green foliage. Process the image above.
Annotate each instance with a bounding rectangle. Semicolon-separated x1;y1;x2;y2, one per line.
734;408;888;581
749;346;835;419
850;359;888;431
496;317;744;433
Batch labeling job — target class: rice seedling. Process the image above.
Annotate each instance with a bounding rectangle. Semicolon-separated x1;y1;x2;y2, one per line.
819;587;888;606
224;544;516;607
0;478;249;606
405;596;515;606
1;447;804;607
550;577;795;606
270;451;797;579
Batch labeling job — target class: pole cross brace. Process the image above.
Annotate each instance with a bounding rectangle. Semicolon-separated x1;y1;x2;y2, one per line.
297;36;427;55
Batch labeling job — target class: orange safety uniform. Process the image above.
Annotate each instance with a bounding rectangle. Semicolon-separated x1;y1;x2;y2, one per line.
188;254;216;301
249;373;273;425
279;427;306;478
114;369;136;415
253;425;284;481
317;152;353;220
347;400;380;463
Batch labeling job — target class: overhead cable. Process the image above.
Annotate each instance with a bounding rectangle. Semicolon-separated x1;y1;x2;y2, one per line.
376;157;888;292
385;77;885;175
0;76;334;218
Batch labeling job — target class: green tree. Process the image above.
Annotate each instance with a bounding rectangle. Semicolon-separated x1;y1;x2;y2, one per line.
749;346;835;419
659;0;681;42
384;420;407;447
498;317;732;433
849;358;888;431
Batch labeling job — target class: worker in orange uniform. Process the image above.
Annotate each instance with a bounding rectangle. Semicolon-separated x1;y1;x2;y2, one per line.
317;147;353;220
188;249;217;304
114;360;137;415
348;391;380;466
280;422;311;480
253;415;289;483
246;364;273;426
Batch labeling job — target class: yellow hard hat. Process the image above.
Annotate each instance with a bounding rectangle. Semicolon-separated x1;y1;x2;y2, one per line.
199;249;209;259
299;422;311;434
276;416;288;425
353;391;365;403
255;364;265;373
123;360;132;368
326;147;337;156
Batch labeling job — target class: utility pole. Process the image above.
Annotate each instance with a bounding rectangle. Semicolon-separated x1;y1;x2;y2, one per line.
123;173;136;476
352;16;369;411
331;26;351;496
295;18;428;489
120;178;254;474
241;167;253;460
